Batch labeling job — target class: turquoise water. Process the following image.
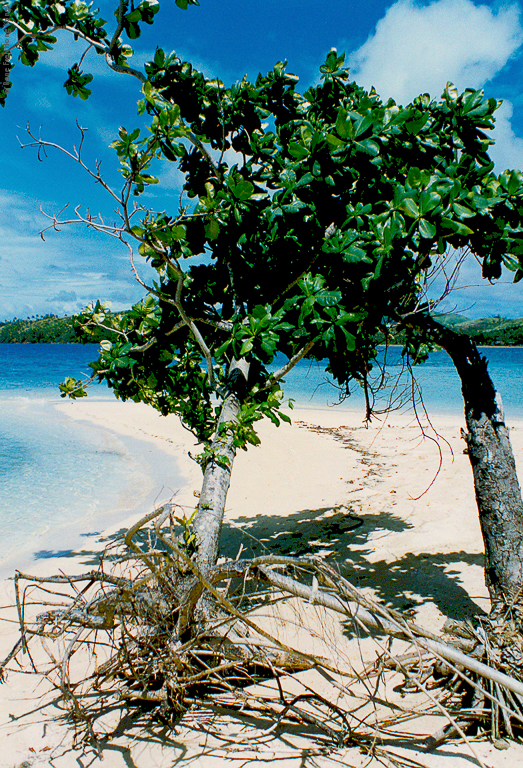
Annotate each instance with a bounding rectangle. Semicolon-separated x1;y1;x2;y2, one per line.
275;346;523;420
1;343;522;572
0;345;177;574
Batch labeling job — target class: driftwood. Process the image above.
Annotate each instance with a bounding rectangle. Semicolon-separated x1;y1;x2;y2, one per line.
1;504;523;766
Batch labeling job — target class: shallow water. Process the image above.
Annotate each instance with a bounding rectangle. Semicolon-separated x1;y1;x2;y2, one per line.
0;345;178;573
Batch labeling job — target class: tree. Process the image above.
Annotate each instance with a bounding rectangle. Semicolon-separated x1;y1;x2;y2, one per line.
3;0;523;744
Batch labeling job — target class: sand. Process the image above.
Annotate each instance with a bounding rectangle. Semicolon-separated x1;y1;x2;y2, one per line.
1;398;523;768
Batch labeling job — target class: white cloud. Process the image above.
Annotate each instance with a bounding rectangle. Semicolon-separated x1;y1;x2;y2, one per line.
349;0;523;105
0;190;150;320
489;100;523;172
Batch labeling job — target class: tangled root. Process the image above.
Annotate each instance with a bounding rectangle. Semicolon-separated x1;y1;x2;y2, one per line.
2;504;523;764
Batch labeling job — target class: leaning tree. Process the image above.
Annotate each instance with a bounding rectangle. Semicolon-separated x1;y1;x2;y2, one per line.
3;0;523;749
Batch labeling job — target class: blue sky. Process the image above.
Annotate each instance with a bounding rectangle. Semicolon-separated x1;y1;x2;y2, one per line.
1;0;523;321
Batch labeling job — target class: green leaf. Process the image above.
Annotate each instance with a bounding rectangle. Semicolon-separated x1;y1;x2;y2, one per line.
353;113;373;138
407;167;422;188
299;295;316;319
59;377;88;399
335;107;353;139
342;328;356;351
461;89;484;114
354;138;379;156
316;290;341;307
154;47;165;68
279;168;296;188
231;179;254;201
398;197;420;218
288;142;309;160
344;244;369;263
215;340;230;358
443;82;459;103
452;202;475;219
295;172;314;188
419;190;442;215
171;224;186;240
441;218;474;236
419;218;437;239
466;102;491;118
205;219;220;240
507;170;523;195
405;113;430;135
282;199;308;213
326;133;344;147
240;339;253;355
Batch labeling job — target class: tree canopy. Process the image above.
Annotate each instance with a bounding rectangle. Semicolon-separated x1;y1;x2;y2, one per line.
3;2;523;443
60;54;523;436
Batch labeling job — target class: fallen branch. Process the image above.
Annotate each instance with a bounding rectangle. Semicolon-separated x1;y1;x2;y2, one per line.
2;507;522;759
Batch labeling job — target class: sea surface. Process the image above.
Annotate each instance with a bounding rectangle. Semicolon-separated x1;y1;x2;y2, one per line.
276;345;523;420
1;343;522;572
0;344;178;574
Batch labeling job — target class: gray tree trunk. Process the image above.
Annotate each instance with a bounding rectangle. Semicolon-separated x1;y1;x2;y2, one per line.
421;318;523;619
192;359;250;577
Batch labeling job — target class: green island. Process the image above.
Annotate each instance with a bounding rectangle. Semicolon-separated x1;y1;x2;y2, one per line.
0;313;114;344
1;311;522;346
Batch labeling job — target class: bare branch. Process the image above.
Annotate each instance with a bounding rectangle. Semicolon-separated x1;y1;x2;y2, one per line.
104;54;146;83
131;338;157;353
20;123;121;205
258;566;523;699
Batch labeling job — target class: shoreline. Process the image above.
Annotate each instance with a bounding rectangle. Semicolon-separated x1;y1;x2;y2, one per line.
0;397;191;579
2;399;523;766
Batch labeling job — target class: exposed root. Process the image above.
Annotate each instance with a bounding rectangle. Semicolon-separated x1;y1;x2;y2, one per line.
1;504;523;764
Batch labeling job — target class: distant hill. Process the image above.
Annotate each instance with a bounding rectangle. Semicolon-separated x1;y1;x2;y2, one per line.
0;314;75;343
0;314;111;344
1;312;523;345
434;314;523;346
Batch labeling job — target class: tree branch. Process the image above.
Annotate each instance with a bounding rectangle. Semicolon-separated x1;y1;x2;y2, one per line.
173;275;215;385
258;340;315;393
21;123;121;205
257;566;523;699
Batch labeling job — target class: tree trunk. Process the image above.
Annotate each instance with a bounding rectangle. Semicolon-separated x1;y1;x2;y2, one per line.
420;318;523;619
192;359;249;577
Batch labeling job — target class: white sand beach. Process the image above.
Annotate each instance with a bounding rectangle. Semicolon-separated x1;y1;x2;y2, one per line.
2;399;523;768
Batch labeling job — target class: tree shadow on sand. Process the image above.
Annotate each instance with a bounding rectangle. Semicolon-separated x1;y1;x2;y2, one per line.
35;503;486;624
217;505;486;622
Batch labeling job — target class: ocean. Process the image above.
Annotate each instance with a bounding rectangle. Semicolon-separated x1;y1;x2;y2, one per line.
0;345;178;574
1;343;522;573
279;345;523;419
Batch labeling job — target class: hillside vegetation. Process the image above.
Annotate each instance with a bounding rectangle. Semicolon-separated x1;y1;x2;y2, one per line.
435;314;523;345
1;312;522;345
0;314;109;343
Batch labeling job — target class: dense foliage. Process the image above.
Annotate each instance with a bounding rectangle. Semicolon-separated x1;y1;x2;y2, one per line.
440;314;523;346
393;314;523;347
3;1;523;443
0;314;75;343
